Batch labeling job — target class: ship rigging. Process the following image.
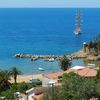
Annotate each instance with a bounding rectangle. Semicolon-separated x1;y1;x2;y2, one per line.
74;8;82;35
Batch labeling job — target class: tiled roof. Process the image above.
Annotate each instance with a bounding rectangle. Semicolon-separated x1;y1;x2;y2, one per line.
43;67;97;79
76;68;97;77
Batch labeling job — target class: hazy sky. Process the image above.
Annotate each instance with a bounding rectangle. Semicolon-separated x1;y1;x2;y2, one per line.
0;0;100;8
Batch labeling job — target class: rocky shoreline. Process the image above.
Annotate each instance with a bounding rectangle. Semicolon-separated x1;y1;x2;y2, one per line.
71;49;100;61
70;49;87;59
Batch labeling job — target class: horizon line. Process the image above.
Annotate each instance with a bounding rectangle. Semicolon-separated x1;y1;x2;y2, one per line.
0;7;100;9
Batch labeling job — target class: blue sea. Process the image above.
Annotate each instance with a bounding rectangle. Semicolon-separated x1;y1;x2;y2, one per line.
0;8;99;74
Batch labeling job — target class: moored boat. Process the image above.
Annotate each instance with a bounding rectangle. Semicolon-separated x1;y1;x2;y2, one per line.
38;67;45;71
48;58;55;62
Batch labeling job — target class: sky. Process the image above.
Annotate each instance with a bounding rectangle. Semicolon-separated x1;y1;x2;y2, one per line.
0;0;100;8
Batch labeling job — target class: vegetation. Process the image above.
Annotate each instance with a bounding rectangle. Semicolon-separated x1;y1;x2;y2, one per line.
0;68;42;99
0;82;42;99
10;67;22;83
60;55;71;71
0;90;14;100
42;68;100;100
42;86;61;100
96;67;100;79
88;35;100;55
0;70;11;93
61;73;97;100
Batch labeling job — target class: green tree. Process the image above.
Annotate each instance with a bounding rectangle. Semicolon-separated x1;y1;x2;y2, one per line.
61;73;83;100
96;83;100;97
10;67;22;83
42;86;61;100
0;70;11;92
42;72;99;100
89;41;94;49
0;90;14;100
96;67;100;79
60;55;71;71
61;73;97;100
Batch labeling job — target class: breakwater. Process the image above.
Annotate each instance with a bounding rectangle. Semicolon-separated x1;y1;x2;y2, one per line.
14;50;87;61
15;53;62;60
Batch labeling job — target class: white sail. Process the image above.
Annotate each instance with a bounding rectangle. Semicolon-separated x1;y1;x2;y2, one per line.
74;8;82;35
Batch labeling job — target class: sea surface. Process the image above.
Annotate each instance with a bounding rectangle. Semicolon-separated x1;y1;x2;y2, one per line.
0;8;99;74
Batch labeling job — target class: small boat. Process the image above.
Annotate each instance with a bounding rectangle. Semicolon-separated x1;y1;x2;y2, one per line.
74;29;81;35
38;67;45;71
48;58;55;62
31;57;38;61
44;58;55;62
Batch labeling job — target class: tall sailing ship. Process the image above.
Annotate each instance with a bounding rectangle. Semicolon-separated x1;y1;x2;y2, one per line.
74;9;81;35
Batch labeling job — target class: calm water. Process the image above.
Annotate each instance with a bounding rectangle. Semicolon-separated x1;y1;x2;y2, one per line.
0;8;99;74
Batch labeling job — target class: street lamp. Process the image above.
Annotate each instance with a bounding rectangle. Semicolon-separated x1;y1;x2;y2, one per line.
48;80;55;100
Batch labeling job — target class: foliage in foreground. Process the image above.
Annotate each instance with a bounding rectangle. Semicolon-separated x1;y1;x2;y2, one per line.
0;70;11;93
42;70;100;100
0;67;22;94
0;67;42;99
42;86;61;100
0;82;42;99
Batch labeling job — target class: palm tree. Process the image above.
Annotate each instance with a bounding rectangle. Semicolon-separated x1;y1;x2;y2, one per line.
0;70;11;92
10;67;22;83
60;55;71;71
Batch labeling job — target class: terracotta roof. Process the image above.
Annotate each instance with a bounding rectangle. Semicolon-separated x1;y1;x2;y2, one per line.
76;68;97;77
43;68;97;79
33;94;43;100
43;71;63;79
43;69;75;79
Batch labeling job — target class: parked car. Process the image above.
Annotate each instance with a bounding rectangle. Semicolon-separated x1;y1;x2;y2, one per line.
30;78;41;83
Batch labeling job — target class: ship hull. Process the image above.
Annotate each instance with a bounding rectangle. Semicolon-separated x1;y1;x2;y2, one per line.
74;31;81;35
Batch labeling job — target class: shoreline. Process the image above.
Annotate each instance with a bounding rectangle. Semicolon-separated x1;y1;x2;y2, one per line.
10;74;43;83
11;49;100;83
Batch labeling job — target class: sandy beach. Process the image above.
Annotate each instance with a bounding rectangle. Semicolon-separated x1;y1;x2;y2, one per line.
10;74;43;83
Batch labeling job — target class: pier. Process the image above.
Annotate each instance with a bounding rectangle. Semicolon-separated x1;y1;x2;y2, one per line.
15;54;63;61
14;50;87;61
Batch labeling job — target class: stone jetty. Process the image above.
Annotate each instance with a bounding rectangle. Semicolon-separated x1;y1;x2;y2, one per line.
14;50;87;61
15;53;62;60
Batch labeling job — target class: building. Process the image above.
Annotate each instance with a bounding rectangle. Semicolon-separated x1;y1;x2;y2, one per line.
42;66;97;87
25;87;46;100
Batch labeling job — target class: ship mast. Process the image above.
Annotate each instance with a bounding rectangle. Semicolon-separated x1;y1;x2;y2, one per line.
74;8;81;35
